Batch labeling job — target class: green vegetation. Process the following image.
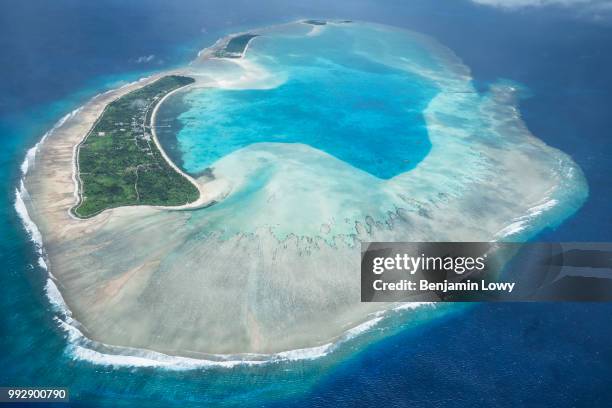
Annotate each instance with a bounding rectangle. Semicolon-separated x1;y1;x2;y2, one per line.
303;19;327;26
73;75;199;218
215;34;258;58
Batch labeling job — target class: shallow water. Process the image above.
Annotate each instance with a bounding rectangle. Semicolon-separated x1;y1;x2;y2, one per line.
168;24;437;179
18;21;588;365
3;2;612;407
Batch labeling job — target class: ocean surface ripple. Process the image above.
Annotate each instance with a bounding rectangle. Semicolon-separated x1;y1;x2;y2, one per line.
19;20;588;368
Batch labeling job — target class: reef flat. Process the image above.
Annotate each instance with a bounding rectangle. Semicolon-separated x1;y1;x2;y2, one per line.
23;20;587;362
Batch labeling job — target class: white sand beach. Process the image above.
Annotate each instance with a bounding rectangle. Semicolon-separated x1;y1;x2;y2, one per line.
21;21;587;360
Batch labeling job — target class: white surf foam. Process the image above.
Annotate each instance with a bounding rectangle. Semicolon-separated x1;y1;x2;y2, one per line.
495;197;560;239
53;311;397;370
15;109;88;316
15;108;81;269
52;298;419;370
17;136;425;369
15;20;586;371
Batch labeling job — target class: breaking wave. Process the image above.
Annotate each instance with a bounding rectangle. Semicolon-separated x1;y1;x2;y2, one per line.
15;20;587;370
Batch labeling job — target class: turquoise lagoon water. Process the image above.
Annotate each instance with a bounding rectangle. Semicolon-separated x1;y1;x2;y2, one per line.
161;24;438;179
155;22;586;243
5;17;597;408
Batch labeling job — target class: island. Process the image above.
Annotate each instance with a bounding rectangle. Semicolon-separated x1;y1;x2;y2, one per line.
20;20;587;363
303;19;328;26
214;34;259;58
72;75;199;218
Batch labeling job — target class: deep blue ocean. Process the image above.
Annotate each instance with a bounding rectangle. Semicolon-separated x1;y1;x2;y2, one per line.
1;1;612;406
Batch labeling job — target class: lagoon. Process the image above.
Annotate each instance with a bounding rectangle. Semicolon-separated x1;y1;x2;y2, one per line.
22;19;587;365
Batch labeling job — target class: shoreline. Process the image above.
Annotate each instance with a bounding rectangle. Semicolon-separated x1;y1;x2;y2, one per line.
15;21;398;365
68;23;278;219
148;84;224;210
16;22;374;366
70;77;216;219
16;19;588;368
